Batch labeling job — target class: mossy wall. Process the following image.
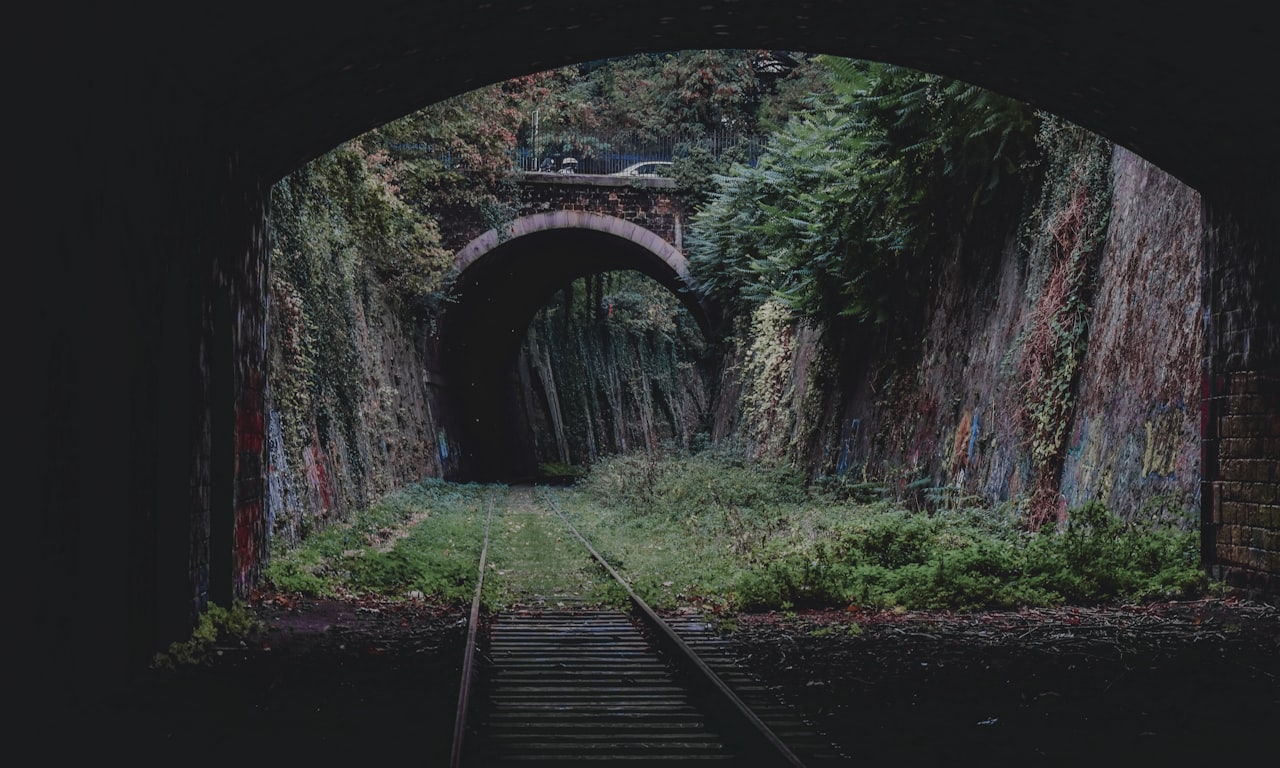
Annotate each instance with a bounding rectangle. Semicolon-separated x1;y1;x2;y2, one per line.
265;129;1205;548
508;271;713;477
707;140;1203;526
265;147;459;548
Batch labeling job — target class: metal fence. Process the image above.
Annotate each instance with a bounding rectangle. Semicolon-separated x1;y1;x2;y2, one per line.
513;128;765;175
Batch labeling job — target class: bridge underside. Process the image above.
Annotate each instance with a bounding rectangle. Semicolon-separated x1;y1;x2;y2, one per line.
107;1;1273;199
15;0;1278;702
443;227;712;480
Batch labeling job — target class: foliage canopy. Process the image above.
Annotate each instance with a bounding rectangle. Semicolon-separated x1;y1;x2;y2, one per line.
687;57;1041;325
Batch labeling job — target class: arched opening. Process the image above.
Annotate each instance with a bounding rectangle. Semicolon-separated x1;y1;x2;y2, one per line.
442;217;714;481
22;3;1278;718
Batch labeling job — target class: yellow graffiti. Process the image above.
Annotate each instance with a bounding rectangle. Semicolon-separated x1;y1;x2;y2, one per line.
1142;410;1185;478
1072;416;1107;493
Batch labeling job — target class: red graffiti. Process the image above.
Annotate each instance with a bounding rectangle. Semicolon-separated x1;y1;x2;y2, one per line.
234;499;262;579
236;402;264;454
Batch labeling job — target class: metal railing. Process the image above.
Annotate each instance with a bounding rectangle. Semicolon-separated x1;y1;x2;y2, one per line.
387;128;766;176
516;127;765;175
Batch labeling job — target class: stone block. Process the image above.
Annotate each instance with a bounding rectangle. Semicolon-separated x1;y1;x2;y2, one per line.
1250;547;1267;571
1263;529;1279;552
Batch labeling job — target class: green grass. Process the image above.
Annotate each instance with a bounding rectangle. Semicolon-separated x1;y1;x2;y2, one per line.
264;478;499;605
484;491;627;609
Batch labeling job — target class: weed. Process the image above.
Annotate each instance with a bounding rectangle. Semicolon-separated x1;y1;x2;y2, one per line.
151;602;262;669
811;622;862;638
562;449;1207;613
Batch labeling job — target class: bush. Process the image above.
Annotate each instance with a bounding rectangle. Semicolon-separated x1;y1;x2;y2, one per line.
151;602;263;668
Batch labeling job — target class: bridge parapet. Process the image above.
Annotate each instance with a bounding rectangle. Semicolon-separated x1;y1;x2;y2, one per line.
440;172;687;256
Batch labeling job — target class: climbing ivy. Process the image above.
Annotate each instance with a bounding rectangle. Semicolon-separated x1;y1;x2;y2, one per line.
1015;116;1114;528
518;271;711;471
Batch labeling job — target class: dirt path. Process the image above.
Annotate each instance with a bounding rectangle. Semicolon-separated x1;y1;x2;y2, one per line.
727;598;1280;764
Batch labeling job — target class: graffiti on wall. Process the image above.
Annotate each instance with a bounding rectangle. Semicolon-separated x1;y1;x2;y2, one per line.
234;373;267;595
304;438;334;511
1061;400;1195;516
836;418;861;476
1142;402;1188;479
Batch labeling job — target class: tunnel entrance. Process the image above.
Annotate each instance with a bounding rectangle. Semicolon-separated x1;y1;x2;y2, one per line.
441;220;715;481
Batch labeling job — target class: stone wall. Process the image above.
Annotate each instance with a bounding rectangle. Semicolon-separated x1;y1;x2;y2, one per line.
712;146;1211;534
264;282;457;549
1060;150;1204;523
439;174;686;253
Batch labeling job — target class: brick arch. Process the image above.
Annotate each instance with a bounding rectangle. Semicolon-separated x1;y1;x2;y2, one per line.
441;212;717;483
23;0;1280;692
452;210;716;336
455;210;695;287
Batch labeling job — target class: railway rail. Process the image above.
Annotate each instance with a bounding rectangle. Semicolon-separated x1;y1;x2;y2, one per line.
449;488;846;765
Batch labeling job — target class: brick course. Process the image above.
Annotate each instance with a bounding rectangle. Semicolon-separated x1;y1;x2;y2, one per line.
1201;190;1280;599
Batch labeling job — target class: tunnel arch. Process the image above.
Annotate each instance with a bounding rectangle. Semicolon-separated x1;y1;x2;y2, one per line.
441;214;717;480
24;2;1280;691
211;2;1275;200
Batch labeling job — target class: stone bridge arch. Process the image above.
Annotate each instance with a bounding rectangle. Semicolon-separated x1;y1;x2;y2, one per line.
452;210;715;333
441;211;719;480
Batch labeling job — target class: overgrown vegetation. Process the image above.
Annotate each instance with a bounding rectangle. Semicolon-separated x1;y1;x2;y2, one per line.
263;479;497;604
252;448;1204;622
559;450;1205;613
1014;116;1114;527
517;270;712;474
261;50;1200;623
151;602;262;669
687;57;1040;325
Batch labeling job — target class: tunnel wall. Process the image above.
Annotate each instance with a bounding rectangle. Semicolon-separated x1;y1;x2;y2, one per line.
1202;191;1280;596
19;4;1280;708
710;147;1211;534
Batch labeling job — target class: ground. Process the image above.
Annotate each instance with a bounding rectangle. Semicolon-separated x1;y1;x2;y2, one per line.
65;592;1278;766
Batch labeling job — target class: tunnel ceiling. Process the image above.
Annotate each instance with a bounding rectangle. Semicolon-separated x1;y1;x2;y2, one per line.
107;0;1279;199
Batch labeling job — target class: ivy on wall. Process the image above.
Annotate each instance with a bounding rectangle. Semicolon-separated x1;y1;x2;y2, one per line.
1014;116;1114;528
516;271;712;471
267;141;455;538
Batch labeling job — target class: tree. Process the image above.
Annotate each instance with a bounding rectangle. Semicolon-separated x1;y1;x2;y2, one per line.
687;56;1042;326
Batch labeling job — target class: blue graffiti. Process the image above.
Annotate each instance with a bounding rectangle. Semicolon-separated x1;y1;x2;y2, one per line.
836;418;861;476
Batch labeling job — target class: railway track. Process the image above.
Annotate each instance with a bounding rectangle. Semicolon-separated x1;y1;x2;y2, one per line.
450;488;847;765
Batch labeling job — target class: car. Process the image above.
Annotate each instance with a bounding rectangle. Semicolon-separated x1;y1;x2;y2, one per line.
611;161;673;177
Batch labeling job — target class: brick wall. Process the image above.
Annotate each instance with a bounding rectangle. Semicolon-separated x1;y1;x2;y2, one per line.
1202;192;1280;598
